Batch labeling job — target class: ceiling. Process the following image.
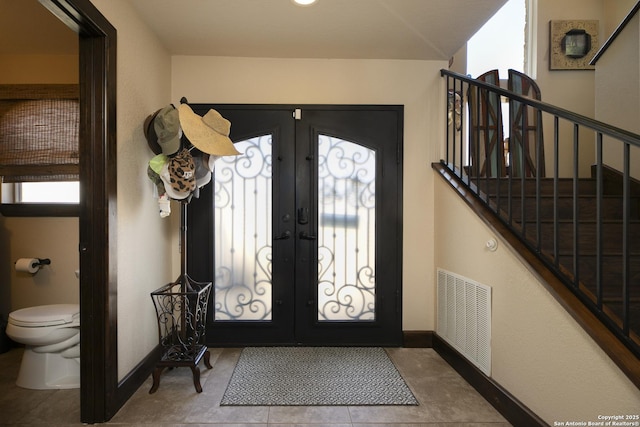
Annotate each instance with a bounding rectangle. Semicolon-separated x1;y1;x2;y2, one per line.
1;0;506;60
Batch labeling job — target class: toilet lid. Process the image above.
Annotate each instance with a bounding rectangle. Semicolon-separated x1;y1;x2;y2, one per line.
9;304;80;327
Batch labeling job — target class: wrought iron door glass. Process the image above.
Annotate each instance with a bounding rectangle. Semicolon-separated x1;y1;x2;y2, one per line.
213;136;273;321
317;135;376;321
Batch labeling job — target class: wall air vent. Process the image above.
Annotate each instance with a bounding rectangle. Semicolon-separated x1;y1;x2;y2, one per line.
436;268;492;376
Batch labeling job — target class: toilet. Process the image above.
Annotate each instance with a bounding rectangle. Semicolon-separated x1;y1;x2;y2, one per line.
5;304;80;390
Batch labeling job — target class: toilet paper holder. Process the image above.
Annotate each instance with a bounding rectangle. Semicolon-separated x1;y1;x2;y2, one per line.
14;257;51;273
34;258;51;267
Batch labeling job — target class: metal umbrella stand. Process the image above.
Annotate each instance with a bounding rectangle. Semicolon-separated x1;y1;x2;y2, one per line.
149;202;212;394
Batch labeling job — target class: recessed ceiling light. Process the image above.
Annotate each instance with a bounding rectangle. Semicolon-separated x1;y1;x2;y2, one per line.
292;0;317;6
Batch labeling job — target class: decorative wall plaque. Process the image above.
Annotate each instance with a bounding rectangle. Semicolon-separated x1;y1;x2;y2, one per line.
549;20;599;70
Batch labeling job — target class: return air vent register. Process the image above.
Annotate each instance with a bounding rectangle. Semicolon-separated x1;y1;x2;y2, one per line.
436;268;492;376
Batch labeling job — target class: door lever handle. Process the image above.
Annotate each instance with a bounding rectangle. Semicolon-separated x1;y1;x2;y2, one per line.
299;231;317;240
274;230;291;240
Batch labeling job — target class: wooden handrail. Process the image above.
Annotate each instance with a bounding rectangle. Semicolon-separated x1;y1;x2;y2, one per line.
441;69;640;147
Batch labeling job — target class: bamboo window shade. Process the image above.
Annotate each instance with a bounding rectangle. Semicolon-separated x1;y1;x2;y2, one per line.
0;84;79;182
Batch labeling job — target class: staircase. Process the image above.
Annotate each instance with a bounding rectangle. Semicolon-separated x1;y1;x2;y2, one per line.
480;175;640;339
439;68;640;390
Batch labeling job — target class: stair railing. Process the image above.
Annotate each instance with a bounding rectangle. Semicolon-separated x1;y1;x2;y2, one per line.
440;68;640;358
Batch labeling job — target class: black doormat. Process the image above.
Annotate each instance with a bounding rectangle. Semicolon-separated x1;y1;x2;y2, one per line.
220;347;419;406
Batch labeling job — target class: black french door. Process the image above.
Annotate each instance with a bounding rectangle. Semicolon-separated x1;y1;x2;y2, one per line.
188;105;403;346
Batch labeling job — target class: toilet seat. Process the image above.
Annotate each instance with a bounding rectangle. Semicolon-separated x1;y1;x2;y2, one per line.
9;304;79;327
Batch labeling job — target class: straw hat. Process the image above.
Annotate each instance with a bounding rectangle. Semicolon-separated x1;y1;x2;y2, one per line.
178;104;241;156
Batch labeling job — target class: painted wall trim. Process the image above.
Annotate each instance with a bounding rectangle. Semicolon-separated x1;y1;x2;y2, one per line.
432;334;548;426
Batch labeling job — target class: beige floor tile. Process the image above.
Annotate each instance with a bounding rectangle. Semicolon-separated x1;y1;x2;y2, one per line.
267;406;352;424
0;346;511;426
269;424;352;427
353;424;511;427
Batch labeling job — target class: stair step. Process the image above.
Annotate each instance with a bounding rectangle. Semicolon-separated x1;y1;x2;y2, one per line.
471;177;598;196
493;195;640;221
556;254;640;299
518;220;640;254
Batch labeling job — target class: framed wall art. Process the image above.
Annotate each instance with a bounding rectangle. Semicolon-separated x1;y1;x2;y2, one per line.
549;20;599;70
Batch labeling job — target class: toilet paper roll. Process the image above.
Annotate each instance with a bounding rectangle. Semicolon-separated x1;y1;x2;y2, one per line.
15;258;40;274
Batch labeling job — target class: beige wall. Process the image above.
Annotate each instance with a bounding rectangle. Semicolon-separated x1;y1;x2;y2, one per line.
594;9;640;176
92;0;174;380
433;176;640;423
0;54;78;83
0;217;79;314
537;0;639;177
602;0;638;36
535;0;605;177
171;56;445;332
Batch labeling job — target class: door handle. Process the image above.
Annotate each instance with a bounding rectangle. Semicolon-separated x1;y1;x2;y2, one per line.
299;231;316;240
274;230;291;240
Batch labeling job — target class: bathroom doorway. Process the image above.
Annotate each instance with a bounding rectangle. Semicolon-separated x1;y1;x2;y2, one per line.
30;0;118;423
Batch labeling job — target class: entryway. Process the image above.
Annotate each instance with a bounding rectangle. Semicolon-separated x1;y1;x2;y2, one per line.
188;105;403;346
0;346;512;425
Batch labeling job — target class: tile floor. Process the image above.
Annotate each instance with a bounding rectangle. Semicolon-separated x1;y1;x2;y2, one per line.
0;346;511;426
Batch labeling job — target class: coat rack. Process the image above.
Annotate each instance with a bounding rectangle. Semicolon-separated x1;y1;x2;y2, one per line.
149;97;213;394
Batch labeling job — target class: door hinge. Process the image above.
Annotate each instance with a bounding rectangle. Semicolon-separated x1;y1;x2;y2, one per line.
293;108;302;120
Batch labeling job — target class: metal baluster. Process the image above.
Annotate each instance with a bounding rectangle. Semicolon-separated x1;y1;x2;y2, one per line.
535;108;542;252
573;123;580;289
596;132;603;310
623;142;630;336
553;116;560;267
446;76;451;166
519;97;526;238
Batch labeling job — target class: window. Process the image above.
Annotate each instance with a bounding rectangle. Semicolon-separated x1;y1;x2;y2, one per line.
466;0;536;79
465;0;536;144
0;84;79;216
18;182;79;203
0;85;79;180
